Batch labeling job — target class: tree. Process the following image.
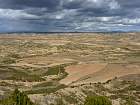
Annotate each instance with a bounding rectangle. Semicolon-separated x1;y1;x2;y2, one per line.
84;96;112;105
0;89;36;105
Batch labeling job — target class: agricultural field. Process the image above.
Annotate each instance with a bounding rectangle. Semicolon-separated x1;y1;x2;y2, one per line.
0;32;140;105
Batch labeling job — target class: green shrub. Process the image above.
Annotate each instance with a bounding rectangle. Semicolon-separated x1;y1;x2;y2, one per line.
7;53;21;59
25;84;67;94
46;65;65;75
84;96;112;105
6;72;45;82
0;89;36;105
1;57;16;64
44;65;68;81
32;81;54;88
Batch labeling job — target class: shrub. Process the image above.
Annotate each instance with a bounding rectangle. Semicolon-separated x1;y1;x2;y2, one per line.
1;57;16;64
46;65;65;75
0;89;36;105
84;96;112;105
25;84;67;94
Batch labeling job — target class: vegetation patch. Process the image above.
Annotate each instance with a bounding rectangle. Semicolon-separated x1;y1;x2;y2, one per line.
25;84;67;94
45;65;66;76
0;89;36;105
32;81;54;88
84;96;112;105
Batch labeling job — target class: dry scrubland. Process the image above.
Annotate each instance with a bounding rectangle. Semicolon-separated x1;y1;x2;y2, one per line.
0;33;140;105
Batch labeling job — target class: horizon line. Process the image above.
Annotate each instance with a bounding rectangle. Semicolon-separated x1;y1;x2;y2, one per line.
0;31;140;34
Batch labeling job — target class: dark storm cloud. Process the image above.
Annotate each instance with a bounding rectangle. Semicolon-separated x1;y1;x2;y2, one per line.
117;0;140;8
0;0;60;10
0;0;140;32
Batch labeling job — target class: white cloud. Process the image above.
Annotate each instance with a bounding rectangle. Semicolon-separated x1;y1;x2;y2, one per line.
97;16;114;21
109;0;120;9
83;0;105;8
116;18;140;24
0;8;78;21
43;9;78;20
123;18;140;24
81;0;120;9
73;16;135;31
0;8;39;19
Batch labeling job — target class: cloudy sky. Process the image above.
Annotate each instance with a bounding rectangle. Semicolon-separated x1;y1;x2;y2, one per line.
0;0;140;32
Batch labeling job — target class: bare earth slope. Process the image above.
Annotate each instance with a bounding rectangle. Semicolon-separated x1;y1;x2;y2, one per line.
76;63;140;84
60;63;107;85
60;63;140;85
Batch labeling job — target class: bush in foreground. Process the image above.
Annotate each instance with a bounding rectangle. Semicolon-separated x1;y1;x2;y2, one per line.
0;89;36;105
84;96;112;105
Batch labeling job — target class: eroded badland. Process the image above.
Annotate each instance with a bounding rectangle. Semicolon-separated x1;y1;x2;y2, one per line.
0;33;140;105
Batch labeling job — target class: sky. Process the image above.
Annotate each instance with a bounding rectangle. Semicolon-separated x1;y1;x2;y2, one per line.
0;0;140;32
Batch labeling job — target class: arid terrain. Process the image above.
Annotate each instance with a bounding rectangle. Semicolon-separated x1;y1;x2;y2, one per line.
0;33;140;105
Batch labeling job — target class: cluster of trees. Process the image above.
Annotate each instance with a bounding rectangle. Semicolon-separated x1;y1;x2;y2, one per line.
0;89;36;105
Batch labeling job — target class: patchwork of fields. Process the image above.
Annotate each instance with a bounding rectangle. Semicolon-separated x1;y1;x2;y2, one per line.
0;33;140;105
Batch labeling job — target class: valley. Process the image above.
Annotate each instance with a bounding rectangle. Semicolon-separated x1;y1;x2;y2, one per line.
0;33;140;105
